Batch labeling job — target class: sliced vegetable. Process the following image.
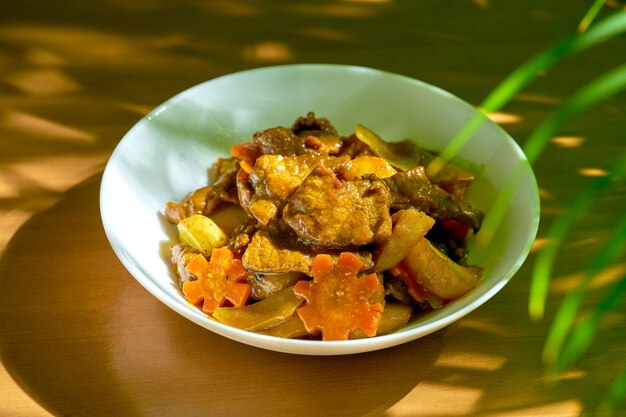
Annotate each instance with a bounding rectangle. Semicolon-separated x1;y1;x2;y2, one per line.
351;302;413;338
389;264;427;303
213;286;303;331
403;238;482;299
337;156;397;180
294;252;384;341
258;314;309;339
177;214;228;257
247;271;305;300
355;124;419;171
374;209;435;272
208;203;250;237
355;124;478;200
183;247;251;314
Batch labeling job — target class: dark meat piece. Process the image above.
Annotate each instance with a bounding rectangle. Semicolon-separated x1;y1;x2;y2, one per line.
395;146;476;200
236;169;254;217
291;112;338;135
253;126;307;156
227;217;258;257
246;154;349;225
384;275;413;305
337;134;375;159
165;157;240;223
383;166;483;232
283;164;392;248
170;243;200;288
242;228;374;276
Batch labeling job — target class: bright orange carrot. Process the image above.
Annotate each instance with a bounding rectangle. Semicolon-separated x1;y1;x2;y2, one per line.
389;261;427;303
239;160;254;175
294;252;384;341
184;247;251;315
230;142;260;160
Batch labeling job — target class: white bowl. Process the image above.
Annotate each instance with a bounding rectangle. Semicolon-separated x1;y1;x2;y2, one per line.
100;64;539;355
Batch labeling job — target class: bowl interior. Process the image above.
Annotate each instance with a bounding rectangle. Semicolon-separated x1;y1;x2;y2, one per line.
100;64;539;355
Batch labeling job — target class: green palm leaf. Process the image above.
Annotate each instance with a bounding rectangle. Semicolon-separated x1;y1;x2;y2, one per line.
543;215;626;368
554;269;626;373
427;10;626;177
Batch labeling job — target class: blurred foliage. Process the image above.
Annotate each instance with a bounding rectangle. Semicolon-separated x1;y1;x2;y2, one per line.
429;2;626;414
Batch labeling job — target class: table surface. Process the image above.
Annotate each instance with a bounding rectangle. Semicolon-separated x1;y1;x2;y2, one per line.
2;1;626;416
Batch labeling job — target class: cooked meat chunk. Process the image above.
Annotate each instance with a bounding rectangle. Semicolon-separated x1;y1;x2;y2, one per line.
337;134;375;159
236;169;254;216
253;126;307;156
227;217;258;257
384;166;483;232
242;228;317;275
242;228;374;275
345;179;392;242
283;165;392;248
165;157;240;223
170;243;200;287
291;111;337;135
384;275;413;305
246;154;349;225
399;146;476;200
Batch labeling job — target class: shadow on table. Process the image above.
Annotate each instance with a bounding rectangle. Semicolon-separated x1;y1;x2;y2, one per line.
0;174;442;417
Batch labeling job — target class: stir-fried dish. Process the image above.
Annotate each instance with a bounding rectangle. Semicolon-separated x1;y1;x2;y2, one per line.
165;113;484;341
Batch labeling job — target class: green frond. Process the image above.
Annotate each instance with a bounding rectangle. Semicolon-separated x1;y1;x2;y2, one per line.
543;215;626;366
553;271;626;373
579;0;607;32
428;10;626;177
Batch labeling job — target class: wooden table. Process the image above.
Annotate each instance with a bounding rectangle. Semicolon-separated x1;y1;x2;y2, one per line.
2;1;626;416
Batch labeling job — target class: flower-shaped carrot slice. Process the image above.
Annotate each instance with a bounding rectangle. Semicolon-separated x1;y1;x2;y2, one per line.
294;252;384;341
183;248;251;315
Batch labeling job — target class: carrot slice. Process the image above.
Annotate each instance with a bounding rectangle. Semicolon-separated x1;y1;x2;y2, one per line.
230;142;260;160
183;248;251;315
294;252;384;341
389;261;427;303
239;160;254;175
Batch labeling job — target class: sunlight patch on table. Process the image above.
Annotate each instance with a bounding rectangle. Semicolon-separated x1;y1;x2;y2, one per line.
551;262;626;293
0;25;178;68
243;41;293;62
386;382;482;416
115;101;154;116
551;135;584;148
2;110;96;143
8;153;108;193
472;0;490;9
530;237;549;253
578;167;609;177
458;318;513;336
543;369;587;382
0;361;50;417
24;48;66;66
486;111;522;124
436;352;506;371
7;68;81;96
